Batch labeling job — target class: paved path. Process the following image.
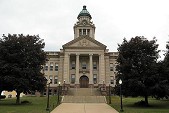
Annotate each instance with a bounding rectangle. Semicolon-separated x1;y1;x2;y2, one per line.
51;103;119;113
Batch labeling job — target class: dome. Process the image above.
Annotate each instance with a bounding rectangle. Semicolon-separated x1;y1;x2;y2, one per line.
77;6;92;19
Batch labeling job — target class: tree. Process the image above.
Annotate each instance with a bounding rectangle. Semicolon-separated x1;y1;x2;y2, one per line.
160;41;169;97
116;36;159;106
0;34;47;104
163;41;169;80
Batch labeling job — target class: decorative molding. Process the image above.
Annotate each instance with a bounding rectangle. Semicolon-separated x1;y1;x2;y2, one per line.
79;39;90;46
62;36;106;49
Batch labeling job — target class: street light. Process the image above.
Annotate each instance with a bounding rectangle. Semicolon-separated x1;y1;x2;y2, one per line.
63;80;65;95
119;79;123;112
109;84;111;104
64;80;65;90
57;81;61;105
46;79;51;112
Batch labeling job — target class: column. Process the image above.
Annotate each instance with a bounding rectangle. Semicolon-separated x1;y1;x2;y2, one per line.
67;54;70;84
89;54;93;84
63;53;70;84
75;54;79;84
99;54;105;84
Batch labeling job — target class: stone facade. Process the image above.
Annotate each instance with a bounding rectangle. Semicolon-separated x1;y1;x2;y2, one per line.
43;6;118;95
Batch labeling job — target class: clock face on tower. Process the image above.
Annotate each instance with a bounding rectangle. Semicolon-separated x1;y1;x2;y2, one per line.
82;20;87;26
83;22;86;25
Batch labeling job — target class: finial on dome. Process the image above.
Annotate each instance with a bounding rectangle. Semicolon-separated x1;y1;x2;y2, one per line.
83;5;86;10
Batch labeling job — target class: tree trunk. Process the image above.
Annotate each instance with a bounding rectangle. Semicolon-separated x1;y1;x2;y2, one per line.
0;90;2;96
144;95;149;106
0;90;2;100
16;91;21;104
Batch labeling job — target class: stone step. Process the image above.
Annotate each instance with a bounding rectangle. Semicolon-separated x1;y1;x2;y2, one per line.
67;88;101;96
62;96;106;103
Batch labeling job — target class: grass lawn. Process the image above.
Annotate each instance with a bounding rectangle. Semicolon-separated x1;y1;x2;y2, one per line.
0;96;59;113
110;96;169;113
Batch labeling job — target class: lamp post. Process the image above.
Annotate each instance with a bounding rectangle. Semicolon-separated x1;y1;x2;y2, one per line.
64;80;65;90
109;84;111;104
119;79;123;112
57;81;60;105
63;80;65;95
46;79;51;112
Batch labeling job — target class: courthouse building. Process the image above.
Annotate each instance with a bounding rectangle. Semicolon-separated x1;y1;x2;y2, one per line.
44;6;118;95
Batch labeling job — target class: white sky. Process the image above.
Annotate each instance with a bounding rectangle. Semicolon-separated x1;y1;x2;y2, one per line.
0;0;169;59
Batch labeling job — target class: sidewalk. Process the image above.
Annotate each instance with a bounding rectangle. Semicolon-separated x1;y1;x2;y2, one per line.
51;103;119;113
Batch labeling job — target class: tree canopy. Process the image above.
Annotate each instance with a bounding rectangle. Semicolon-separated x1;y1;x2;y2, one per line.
0;34;47;104
116;36;159;105
159;41;169;97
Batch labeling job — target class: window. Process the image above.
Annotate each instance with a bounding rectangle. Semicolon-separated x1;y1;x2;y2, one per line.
50;62;53;71
83;29;86;35
49;89;52;95
110;63;113;71
54;76;58;84
45;63;48;71
87;29;90;35
71;61;75;69
54;89;57;95
79;29;82;36
93;74;97;84
44;89;46;95
49;75;53;84
93;61;97;70
110;76;114;84
55;63;58;71
42;66;45;73
71;74;75;84
114;64;117;72
45;75;48;80
82;61;87;69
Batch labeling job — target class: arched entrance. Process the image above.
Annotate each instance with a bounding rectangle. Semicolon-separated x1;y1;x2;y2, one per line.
79;75;89;88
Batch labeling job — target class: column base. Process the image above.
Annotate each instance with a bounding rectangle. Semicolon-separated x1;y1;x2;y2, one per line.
75;84;80;88
89;84;94;88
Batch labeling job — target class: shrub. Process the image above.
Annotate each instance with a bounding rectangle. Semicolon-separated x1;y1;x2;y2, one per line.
21;100;31;104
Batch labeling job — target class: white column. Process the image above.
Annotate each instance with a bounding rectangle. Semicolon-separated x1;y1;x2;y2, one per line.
89;54;93;84
75;54;79;84
99;54;105;84
63;53;69;84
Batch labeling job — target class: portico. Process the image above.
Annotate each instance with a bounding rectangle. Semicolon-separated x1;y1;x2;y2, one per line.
63;52;105;88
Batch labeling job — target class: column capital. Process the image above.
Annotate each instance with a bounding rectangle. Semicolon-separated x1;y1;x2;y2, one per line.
76;53;80;56
89;54;93;56
64;53;70;56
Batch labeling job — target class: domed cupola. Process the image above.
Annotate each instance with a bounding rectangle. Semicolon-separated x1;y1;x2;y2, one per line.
77;5;92;19
74;5;95;39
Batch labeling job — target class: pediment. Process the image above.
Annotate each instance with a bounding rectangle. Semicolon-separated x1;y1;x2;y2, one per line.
63;36;106;49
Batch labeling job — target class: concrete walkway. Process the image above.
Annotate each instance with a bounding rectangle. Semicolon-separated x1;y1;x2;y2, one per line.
51;103;119;113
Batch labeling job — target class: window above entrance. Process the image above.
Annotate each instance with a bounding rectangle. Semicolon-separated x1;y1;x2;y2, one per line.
82;61;87;69
71;61;75;69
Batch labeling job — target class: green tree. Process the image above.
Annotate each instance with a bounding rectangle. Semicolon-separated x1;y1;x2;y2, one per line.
116;36;159;106
0;34;47;104
163;41;169;80
160;41;169;97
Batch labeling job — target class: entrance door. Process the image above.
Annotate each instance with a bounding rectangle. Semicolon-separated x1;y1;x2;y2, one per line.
80;75;89;88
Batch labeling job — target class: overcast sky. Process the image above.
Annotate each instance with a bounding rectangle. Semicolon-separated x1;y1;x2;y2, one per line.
0;0;169;59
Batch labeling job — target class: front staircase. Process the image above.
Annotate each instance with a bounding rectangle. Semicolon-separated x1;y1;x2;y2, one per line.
61;88;107;103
